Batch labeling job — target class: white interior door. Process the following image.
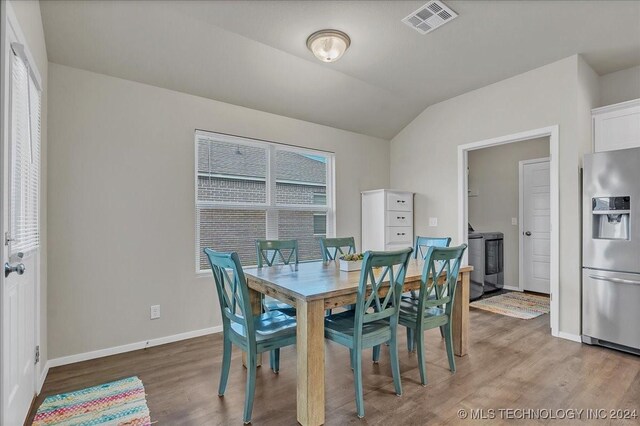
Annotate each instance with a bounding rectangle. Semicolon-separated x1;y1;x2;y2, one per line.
521;159;550;294
2;35;41;425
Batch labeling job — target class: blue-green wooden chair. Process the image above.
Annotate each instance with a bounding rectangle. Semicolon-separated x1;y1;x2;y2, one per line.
204;248;297;424
324;247;412;418
319;236;356;261
399;244;467;386
413;236;452;259
256;239;298;316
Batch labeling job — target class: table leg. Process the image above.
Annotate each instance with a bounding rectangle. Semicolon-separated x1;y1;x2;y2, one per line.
452;271;470;357
296;299;325;426
243;287;263;368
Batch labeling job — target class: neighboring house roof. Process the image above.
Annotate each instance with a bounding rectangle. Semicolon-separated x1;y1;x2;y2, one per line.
198;139;326;184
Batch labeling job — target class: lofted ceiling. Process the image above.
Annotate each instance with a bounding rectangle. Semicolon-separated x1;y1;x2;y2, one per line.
40;1;640;139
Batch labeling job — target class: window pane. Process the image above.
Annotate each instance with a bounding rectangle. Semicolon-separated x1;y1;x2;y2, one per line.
277;210;324;261
197;137;267;204
275;150;327;206
198;208;266;269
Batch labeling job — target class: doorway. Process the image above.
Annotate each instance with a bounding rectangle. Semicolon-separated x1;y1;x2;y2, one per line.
457;126;559;337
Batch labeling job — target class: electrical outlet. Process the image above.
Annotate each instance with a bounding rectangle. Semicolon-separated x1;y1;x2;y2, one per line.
512;217;518;225
150;305;161;320
428;217;438;227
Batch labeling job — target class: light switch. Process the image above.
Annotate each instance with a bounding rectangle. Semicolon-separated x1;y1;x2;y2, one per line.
429;217;438;227
511;217;518;225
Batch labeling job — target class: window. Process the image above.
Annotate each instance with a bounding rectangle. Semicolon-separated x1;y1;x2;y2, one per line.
196;131;334;270
9;43;41;255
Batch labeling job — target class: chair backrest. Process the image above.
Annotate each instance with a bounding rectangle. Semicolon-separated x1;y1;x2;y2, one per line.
414;236;452;259
256;239;298;267
204;248;255;340
319;237;356;261
417;244;468;318
353;248;413;337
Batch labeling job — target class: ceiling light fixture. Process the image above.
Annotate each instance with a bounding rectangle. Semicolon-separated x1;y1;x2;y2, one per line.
306;29;351;63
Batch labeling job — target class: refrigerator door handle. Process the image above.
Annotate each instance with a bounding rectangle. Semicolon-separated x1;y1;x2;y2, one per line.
588;274;640;286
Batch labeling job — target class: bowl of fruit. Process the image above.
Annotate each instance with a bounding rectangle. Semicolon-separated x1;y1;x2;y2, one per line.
339;253;365;272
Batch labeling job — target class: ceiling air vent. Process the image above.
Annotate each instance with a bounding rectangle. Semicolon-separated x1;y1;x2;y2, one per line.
402;0;458;35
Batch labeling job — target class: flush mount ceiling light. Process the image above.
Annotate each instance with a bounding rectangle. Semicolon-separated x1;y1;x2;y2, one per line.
306;29;351;63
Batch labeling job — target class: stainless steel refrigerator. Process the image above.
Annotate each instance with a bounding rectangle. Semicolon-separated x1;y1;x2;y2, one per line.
582;147;640;355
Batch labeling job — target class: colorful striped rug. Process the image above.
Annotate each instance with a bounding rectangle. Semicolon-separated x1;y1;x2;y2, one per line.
470;292;550;319
33;376;151;426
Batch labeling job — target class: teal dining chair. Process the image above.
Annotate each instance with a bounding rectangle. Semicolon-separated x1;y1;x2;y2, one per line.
414;236;452;259
324;247;412;418
319;236;356;261
256;239;298;267
398;244;467;386
406;236;453;344
256;239;299;316
204;248;297;424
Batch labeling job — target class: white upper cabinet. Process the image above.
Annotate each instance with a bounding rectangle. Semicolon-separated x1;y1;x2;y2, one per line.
593;99;640;152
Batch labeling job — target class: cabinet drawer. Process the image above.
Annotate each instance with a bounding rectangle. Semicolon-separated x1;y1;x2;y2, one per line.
386;192;412;211
386;211;413;227
386;227;413;245
385;243;413;251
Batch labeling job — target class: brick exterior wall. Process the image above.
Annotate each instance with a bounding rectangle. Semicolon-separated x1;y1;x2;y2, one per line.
197;136;329;269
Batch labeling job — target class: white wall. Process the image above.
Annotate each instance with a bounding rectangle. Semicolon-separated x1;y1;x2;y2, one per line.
599;65;640;107
468;137;549;288
46;63;390;359
9;0;48;382
391;55;599;337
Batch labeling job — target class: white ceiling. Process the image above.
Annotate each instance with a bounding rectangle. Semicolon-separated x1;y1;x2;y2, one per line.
40;1;640;139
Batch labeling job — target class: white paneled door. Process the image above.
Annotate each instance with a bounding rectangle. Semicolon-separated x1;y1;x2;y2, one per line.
521;159;551;294
2;21;41;424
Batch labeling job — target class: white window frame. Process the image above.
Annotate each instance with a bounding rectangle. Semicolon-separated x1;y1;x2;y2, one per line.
195;130;336;273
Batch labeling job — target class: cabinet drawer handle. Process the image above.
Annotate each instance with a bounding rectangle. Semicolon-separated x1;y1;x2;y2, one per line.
397;233;405;236
397;216;405;220
396;200;405;203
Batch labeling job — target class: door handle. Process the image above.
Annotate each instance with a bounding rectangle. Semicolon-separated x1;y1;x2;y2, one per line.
524;231;532;236
4;262;25;278
588;274;640;286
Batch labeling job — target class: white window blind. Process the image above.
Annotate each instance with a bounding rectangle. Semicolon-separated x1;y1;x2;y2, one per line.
9;46;41;255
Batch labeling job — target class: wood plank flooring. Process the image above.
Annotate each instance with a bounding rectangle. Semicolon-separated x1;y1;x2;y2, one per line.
28;309;639;425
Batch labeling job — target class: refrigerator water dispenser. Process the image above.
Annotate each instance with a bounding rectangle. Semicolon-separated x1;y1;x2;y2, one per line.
592;196;630;240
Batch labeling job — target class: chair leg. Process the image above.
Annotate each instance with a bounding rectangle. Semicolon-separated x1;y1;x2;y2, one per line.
218;336;232;396
406;327;415;352
416;329;427;386
389;330;403;396
349;349;354;370
444;322;456;373
353;348;365;418
372;345;381;363
270;349;280;373
243;352;258;424
439;325;445;339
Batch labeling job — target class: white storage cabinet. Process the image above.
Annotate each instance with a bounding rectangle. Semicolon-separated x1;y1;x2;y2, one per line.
361;189;414;252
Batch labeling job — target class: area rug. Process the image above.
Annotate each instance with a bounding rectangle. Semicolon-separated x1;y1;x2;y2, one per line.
470;292;550;319
32;376;151;426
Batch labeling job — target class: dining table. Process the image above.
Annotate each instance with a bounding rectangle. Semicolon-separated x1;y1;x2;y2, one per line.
243;259;473;426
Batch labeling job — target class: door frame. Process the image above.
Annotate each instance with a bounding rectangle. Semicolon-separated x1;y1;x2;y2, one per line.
518;157;551;293
1;1;44;422
457;125;559;337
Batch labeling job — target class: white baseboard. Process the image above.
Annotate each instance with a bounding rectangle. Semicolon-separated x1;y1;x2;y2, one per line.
557;331;582;343
48;326;223;369
503;285;522;291
37;360;50;394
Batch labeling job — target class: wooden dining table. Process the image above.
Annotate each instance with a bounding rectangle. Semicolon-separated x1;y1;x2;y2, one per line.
243;259;473;426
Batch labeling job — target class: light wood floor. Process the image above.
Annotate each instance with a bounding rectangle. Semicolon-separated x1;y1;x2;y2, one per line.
29;309;639;425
